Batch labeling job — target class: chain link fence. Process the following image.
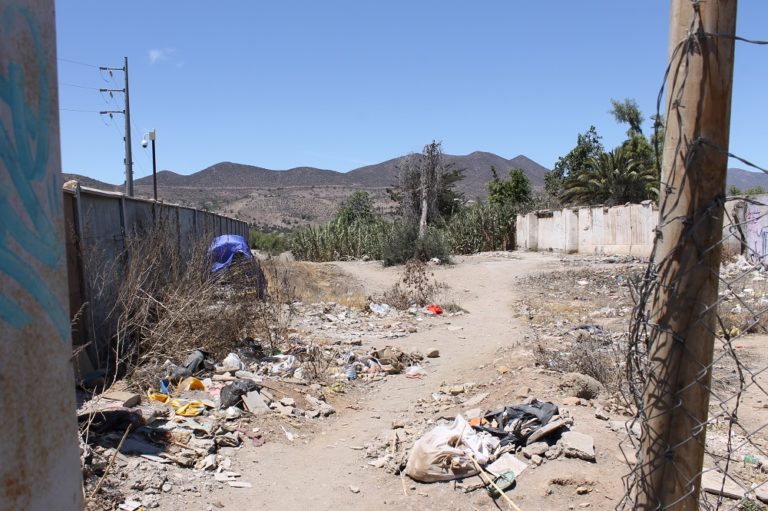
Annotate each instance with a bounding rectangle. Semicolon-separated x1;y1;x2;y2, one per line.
619;2;768;509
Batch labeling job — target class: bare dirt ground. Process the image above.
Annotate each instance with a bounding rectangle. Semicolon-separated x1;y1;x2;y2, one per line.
98;252;768;511
157;252;629;511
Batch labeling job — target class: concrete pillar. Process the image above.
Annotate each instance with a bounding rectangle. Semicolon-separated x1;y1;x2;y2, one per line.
0;1;84;509
526;213;539;251
564;208;579;254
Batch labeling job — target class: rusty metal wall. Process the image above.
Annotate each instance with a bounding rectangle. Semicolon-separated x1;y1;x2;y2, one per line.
0;1;85;508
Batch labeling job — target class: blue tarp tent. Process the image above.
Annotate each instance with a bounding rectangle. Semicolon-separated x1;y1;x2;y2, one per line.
208;235;253;273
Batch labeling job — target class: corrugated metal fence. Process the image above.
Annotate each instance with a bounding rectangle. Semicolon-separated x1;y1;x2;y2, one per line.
63;184;250;373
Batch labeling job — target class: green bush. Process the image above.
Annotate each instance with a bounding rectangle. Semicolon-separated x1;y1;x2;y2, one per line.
290;218;394;262
381;223;451;267
249;230;289;255
446;202;516;254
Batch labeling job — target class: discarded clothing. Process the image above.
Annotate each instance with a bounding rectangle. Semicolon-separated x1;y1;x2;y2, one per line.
473;400;559;446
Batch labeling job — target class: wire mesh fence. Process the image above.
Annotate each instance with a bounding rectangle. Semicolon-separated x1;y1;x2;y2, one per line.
619;1;768;509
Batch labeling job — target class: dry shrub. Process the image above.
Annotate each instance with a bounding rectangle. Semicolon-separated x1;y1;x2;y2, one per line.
378;259;446;309
251;258;297;353
102;221;266;388
532;331;624;391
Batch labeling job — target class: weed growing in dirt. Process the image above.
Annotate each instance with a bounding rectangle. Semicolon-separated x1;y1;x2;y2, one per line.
377;259;447;309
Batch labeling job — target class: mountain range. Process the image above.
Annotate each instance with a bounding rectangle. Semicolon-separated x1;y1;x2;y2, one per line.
63;151;768;229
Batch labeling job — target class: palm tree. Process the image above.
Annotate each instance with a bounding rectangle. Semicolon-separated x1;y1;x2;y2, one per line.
561;147;658;206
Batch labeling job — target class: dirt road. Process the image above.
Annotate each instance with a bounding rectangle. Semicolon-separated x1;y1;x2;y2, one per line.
202;252;602;511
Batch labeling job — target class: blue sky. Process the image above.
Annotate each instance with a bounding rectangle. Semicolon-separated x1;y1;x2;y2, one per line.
56;1;767;185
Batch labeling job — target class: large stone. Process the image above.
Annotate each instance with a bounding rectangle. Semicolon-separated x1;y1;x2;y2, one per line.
242;391;270;415
560;431;595;461
522;442;549;458
486;453;528;478
527;418;567;445
558;373;603;400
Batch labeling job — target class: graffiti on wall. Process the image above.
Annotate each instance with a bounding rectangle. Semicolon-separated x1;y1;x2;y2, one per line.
0;4;68;340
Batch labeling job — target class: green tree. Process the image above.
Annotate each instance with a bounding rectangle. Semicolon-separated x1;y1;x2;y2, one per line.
746;186;766;196
610;98;644;136
488;167;532;207
335;190;376;225
727;185;743;196
546;126;605;197
389;140;464;230
561;147;657;206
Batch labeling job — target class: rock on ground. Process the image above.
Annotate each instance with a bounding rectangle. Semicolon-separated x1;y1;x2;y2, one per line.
560;431;596;462
558;373;603;400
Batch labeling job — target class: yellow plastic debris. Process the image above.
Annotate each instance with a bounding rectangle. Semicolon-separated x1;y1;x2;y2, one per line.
174;401;206;417
147;391;170;403
178;376;205;392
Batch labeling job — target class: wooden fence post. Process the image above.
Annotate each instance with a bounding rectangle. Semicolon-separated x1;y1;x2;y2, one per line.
637;0;737;508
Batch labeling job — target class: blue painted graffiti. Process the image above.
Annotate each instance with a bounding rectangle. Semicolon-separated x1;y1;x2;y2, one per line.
0;4;69;341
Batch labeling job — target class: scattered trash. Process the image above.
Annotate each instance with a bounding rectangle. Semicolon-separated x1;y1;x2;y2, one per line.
426;304;443;315
369;303;391;316
405;415;500;482
405;365;427;379
168;350;213;380
474;400;560;446
178;376;205;392
281;425;295;442
220;352;246;372
219;380;261;409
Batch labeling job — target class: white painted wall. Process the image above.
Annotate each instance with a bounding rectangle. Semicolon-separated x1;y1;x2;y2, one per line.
517;202;658;256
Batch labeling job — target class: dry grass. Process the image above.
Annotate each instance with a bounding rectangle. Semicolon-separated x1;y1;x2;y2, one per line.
260;258;369;309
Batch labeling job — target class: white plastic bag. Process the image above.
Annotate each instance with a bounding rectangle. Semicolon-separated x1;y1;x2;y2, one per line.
221;352;245;371
404;415;499;482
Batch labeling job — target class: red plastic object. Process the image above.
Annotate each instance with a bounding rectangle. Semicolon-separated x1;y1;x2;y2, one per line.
426;304;443;315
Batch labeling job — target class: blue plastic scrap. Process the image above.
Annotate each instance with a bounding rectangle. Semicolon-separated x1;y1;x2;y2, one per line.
208;234;253;273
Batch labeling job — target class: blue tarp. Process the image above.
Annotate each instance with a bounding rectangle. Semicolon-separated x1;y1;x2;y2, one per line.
208;235;253;273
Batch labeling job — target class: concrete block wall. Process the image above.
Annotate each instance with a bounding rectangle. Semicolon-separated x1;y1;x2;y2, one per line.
517;202;658;256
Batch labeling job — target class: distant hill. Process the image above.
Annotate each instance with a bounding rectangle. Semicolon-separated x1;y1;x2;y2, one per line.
63;151;552;229
65;157;768;230
344;151;548;198
62;173;120;191
118;151;550;199
726;168;768;191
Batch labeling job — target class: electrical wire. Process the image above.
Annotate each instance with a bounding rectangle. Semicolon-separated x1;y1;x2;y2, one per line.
58;57;100;68
60;107;101;113
60;82;102;91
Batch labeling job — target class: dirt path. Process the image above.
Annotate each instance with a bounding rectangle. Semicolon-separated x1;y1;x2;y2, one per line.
200;252;565;510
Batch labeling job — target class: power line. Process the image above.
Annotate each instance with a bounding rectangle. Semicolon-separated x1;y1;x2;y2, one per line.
60;107;101;113
58;57;100;68
60;82;101;91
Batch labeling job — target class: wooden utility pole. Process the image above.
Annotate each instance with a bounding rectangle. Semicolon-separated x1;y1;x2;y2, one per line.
637;1;737;509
